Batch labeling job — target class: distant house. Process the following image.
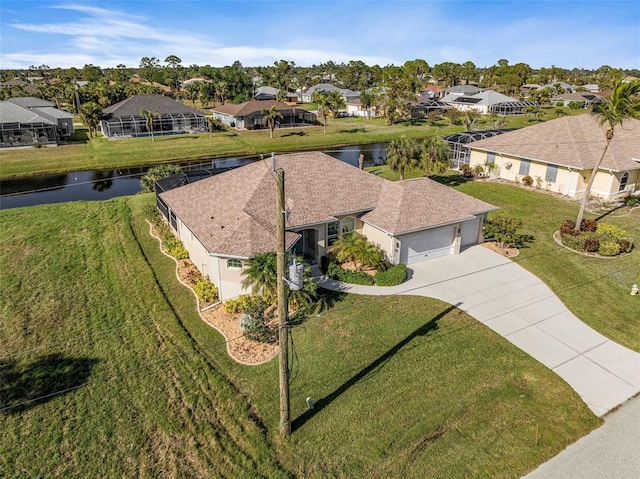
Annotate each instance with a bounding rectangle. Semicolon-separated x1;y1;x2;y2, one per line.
301;83;359;103
410;100;453;119
345;98;381;118
7;97;74;136
543;82;576;93
550;92;605;108
100;94;207;139
157;152;497;300
211;100;317;129
467;114;640;200
442;90;538;116
180;78;211;89
441;85;482;97
0;101;58;147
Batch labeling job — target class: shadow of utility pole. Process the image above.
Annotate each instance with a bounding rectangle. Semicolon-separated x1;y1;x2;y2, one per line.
292;304;457;432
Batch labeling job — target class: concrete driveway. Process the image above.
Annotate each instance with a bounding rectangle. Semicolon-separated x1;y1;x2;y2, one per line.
317;245;640;417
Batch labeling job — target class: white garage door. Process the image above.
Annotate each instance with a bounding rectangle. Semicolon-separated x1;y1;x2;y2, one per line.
399;227;454;264
460;217;480;247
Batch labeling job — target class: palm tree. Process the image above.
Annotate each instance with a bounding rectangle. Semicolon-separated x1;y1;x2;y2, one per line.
328;232;365;268
139;109;158;141
461;111;480;131
574;78;640;231
79;101;103;138
420;137;450;177
326;90;346;118
386;135;419;180
241;252;278;299
359;90;376;119
313;91;330;134
261;106;284;138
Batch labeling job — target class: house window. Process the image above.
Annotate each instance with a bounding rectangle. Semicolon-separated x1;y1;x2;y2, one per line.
327;220;339;246
519;159;531;176
619;171;629;191
487;152;496;164
341;217;355;234
227;259;243;269
545;164;558;183
170;211;177;231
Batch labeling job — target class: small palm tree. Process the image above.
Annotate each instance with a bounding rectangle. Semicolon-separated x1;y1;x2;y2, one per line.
140;108;158;141
262;106;283;139
574;78;640;231
420;137;450;177
461;111;480;131
313;91;330;134
328;232;364;267
241;252;278;298
386;135;419;180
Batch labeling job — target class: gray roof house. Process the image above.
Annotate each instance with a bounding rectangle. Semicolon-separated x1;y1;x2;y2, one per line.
443;90;538;115
6;96;74;136
100;94;207;139
157;152;497;300
0;101;58;147
301;83;360;103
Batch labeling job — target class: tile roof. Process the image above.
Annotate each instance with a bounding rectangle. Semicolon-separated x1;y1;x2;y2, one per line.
468;113;640;171
212;99;293;117
160;152;497;257
102;94;204;118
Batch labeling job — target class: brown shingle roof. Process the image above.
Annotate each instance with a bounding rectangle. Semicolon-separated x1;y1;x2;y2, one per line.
160;152;497;257
468;114;640;171
212;99;293;117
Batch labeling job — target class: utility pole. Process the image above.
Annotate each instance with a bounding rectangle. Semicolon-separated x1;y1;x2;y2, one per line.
276;165;291;435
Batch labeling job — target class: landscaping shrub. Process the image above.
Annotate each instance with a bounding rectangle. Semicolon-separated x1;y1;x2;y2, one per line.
328;262;374;285
596;223;630;242
617;239;632;254
584;236;600;253
193;276;219;303
485;215;530;248
559;219;577;235
240;296;273;343
521;175;534;187
598;241;621;257
374;264;408;286
162;234;189;259
224;294;264;313
459;164;474;178
581;219;598;232
624;196;640;207
561;233;587;252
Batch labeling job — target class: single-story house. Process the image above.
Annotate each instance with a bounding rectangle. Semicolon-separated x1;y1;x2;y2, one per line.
212;100;317;129
543;82;576;93
410;100;454;119
253;86;299;103
345;99;380;118
7;97;74;136
441;85;483;97
550;92;605;107
301;83;360;103
443;90;539;116
157;152;498;300
467;114;640;200
0;100;58;147
100;94;207;139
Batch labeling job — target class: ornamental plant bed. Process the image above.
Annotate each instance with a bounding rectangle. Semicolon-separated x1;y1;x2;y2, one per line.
481;240;519;258
339;261;377;276
557;219;634;257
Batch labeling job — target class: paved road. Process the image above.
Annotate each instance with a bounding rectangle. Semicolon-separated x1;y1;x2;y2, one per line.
523;394;640;478
317;245;640;417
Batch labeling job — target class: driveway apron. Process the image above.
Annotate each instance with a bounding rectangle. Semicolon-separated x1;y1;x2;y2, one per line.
317;245;640;417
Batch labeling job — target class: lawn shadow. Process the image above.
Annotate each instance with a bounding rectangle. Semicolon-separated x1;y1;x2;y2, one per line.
596;205;626;221
292;304;456;432
431;173;471;187
281;131;307;137
0;353;99;414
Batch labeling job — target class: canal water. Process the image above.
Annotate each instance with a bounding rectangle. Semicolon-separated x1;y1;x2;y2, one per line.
0;144;388;210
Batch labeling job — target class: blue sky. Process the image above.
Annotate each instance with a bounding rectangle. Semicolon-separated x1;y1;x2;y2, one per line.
1;1;638;70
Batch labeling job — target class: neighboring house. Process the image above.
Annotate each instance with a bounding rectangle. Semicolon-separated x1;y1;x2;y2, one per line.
581;84;600;93
467;114;640;200
254;86;278;100
444;129;514;169
0;98;73;148
301;83;359;103
157;152;497;300
6;97;74;136
410;100;453;119
345;99;380;118
550;92;605;107
441;85;482;97
442;90;538;115
180;78;211;88
421;85;445;99
100;94;207;139
211;99;317;129
543;82;576;93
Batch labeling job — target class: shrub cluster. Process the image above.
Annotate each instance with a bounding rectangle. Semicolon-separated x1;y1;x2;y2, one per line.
559;219;633;256
521;175;534;187
193;276;219;303
327;263;375;285
374;264;408;286
146;208;190;260
224;294;266;313
624;196;640;207
232;296;273;342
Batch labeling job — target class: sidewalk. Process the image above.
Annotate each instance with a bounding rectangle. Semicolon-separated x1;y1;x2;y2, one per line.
317;245;640;417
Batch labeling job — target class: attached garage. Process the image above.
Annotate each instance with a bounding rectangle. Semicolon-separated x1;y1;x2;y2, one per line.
399;226;455;264
460;217;482;247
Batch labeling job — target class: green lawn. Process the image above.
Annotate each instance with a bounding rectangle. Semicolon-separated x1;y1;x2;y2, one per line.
0;195;601;478
368;166;640;352
0;107;575;180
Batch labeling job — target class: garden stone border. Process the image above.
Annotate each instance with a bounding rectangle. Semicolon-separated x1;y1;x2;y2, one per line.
553;230;630;260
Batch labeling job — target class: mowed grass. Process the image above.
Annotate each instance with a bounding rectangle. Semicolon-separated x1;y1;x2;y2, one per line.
1;194;601;478
369;165;640;351
0;106;573;180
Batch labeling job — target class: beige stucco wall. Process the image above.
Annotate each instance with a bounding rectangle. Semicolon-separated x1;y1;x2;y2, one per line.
470;149;639;199
360;221;395;261
215;257;249;300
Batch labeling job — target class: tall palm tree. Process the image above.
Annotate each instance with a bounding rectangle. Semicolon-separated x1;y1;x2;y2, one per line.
461;111;480;131
241;252;278;299
139;109;158;141
312;91;330;134
326;90;345;118
386;135;419;180
261;106;284;138
574;78;640;230
359;91;376;119
420;137;450;177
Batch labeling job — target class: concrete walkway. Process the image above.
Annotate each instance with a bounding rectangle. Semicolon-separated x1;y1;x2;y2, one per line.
317;245;640;417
